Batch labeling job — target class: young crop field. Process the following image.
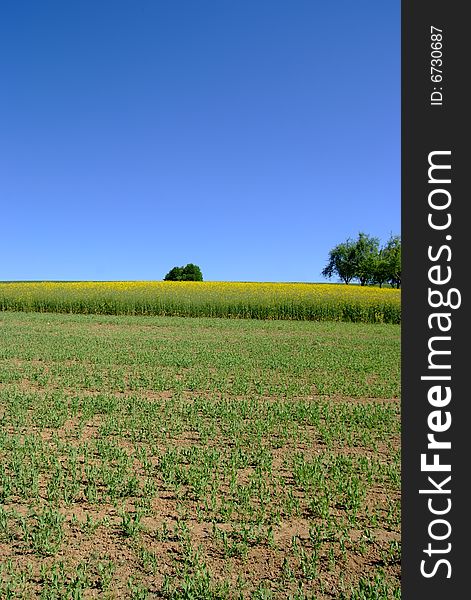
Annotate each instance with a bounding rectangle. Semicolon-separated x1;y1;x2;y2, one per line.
0;310;400;599
0;281;401;324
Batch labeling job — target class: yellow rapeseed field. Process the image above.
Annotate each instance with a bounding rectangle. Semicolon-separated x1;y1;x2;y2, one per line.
0;281;400;323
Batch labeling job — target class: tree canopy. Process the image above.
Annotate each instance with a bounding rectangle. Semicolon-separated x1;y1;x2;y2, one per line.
322;233;401;288
321;239;357;285
164;263;203;281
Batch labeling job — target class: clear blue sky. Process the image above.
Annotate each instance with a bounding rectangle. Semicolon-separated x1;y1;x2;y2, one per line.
0;1;399;282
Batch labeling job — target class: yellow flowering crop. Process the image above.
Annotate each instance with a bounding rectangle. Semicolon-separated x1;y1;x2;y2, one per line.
0;281;400;323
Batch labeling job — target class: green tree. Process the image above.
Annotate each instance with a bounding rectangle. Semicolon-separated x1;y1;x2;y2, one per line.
181;263;203;281
163;266;184;281
354;232;380;286
383;234;401;288
321;239;357;284
371;250;390;288
322;232;399;287
164;263;203;281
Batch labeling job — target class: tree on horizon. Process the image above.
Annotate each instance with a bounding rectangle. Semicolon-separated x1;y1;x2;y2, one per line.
164;263;203;281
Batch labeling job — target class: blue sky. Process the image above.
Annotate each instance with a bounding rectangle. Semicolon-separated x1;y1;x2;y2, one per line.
0;1;399;282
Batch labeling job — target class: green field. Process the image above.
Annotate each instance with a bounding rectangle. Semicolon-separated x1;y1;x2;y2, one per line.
0;311;400;598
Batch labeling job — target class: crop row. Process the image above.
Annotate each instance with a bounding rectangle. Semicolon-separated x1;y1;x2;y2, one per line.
0;311;401;598
0;281;401;323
